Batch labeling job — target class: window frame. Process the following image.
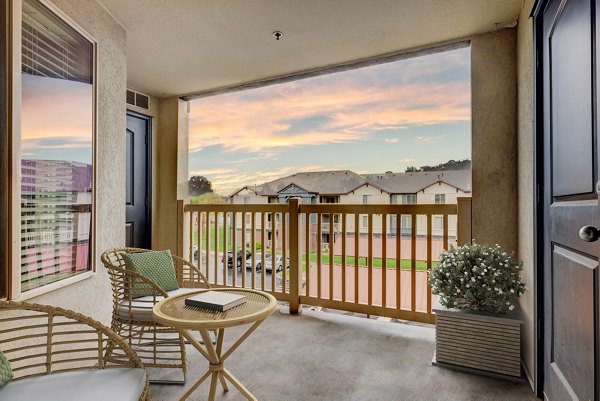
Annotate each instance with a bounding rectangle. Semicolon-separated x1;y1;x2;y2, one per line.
435;193;446;204
0;0;8;299
393;194;417;204
9;0;98;300
401;215;412;229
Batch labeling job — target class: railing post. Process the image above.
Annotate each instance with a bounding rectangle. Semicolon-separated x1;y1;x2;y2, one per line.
177;199;185;258
457;197;472;246
288;197;302;314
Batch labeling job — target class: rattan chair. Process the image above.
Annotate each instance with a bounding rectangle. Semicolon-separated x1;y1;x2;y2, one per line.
101;247;210;383
0;301;151;401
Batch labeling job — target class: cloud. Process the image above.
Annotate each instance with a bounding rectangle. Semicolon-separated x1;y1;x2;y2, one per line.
189;53;470;155
22;75;93;141
22;137;92;150
384;138;399;143
414;134;449;143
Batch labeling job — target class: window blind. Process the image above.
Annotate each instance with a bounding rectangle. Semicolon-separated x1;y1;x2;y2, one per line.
21;0;92;83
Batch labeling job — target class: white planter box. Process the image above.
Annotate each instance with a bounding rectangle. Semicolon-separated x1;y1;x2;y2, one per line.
432;303;523;381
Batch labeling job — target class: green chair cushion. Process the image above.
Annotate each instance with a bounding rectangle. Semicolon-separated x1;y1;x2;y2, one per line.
122;250;179;298
0;350;13;387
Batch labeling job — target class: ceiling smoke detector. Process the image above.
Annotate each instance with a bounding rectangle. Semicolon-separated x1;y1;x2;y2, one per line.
273;31;283;40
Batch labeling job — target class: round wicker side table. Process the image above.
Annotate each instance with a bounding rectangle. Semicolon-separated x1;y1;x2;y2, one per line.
153;288;277;401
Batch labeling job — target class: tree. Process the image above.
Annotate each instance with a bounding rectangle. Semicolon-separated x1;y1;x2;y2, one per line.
405;159;471;172
188;176;213;196
191;192;226;204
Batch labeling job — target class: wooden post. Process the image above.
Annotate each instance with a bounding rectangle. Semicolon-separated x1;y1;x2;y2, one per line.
457;197;472;245
288;198;302;314
177;199;185;259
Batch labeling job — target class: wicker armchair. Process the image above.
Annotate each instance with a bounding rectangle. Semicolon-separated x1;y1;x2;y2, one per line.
0;301;150;401
101;247;210;383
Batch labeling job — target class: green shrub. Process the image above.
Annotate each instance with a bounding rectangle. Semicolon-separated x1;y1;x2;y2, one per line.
429;243;525;314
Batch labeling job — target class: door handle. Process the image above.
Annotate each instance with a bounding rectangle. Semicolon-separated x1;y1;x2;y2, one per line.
579;226;600;242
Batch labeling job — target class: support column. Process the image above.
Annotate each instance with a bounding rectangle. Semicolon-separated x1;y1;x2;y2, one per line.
156;97;189;254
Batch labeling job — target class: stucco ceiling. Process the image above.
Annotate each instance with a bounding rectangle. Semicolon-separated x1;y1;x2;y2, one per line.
97;0;523;99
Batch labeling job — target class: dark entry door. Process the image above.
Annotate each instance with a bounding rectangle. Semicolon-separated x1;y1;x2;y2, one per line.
125;111;151;248
542;0;599;399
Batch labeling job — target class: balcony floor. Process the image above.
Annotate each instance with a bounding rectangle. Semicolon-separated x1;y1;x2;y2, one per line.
151;306;536;401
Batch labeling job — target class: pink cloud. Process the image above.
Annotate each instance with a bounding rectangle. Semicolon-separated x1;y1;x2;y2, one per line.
21;75;93;152
189;78;469;153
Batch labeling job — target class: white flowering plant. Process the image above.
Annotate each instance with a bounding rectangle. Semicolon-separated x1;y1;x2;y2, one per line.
429;243;525;314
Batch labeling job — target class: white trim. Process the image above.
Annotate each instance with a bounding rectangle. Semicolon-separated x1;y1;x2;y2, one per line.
15;271;95;301
521;357;535;391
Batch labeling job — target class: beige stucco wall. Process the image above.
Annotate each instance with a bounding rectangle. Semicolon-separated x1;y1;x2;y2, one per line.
516;0;536;389
472;26;539;389
24;0;126;326
471;29;518;253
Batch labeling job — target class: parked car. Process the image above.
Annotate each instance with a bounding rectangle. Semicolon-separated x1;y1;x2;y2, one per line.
227;250;252;269
245;252;262;270
247;253;288;272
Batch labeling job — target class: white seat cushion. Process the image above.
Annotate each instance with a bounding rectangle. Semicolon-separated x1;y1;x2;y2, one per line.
118;287;200;322
0;368;146;401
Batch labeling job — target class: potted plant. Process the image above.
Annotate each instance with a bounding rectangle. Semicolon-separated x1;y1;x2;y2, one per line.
429;243;526;380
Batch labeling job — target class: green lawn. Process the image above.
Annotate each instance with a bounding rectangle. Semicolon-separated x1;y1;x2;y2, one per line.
194;227;434;271
302;253;434;271
195;226;227;250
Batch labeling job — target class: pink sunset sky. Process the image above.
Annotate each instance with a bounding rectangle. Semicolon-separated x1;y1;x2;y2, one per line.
196;46;471;195
21;74;93;164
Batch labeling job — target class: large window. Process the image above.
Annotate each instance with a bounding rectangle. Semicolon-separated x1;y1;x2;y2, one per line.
20;0;94;292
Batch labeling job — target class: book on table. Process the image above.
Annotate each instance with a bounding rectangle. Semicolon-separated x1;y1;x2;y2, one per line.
185;291;247;312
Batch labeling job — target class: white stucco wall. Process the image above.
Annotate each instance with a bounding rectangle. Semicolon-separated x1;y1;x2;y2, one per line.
230;189;266;205
418;181;468;204
342;184;389;204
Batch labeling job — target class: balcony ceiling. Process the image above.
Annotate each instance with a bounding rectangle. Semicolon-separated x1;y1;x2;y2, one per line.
97;0;523;99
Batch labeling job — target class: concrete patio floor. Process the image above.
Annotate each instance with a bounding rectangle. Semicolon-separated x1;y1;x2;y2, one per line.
150;306;536;401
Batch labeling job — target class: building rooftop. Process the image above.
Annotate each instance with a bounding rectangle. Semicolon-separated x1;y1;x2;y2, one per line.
231;169;471;197
363;170;472;194
257;170;366;196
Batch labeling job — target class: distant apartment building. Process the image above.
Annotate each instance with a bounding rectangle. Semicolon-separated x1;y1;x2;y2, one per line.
21;159;93;291
229;169;471;248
